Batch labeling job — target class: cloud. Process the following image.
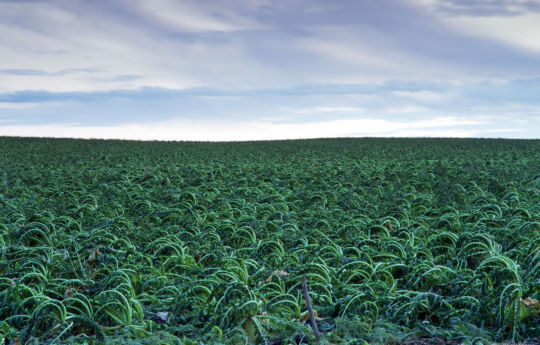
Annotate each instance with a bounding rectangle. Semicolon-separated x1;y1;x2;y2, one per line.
0;68;99;76
128;0;263;33
0;116;499;141
392;90;448;102
2;77;539;106
382;106;430;114
1;0;540;139
291;106;367;114
0;101;64;109
0;79;538;138
2;0;540;95
0;69;53;76
409;0;540;53
424;0;540;16
0;0;269;92
445;13;540;53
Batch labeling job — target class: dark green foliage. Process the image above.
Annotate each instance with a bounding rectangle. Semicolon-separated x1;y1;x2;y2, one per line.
0;137;539;344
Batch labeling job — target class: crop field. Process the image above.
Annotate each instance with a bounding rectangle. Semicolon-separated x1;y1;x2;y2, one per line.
0;137;539;345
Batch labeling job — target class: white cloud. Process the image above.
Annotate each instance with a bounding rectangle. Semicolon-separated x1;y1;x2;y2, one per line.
382;105;430;113
446;13;540;53
0;116;489;141
291;106;367;114
392;90;448;102
407;0;540;54
410;0;439;7
388;127;524;137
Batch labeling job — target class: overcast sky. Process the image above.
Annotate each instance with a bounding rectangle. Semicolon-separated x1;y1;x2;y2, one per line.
1;0;540;140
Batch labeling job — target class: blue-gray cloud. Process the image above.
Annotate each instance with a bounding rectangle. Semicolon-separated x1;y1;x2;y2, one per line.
432;0;540;16
1;79;539;131
0;68;99;76
3;78;540;103
2;0;540;92
1;0;540;138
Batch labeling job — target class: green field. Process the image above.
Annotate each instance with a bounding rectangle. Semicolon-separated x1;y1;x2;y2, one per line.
0;137;539;345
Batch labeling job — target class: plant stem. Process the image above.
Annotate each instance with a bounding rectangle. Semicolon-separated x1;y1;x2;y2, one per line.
301;275;320;341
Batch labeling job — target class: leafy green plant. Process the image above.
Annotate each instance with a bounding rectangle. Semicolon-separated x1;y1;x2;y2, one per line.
0;137;539;344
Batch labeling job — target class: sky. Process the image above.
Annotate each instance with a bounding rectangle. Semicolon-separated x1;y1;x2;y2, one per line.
1;0;540;140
